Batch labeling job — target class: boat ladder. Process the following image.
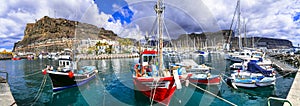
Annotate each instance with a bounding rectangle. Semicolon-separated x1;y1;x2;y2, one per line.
267;97;292;106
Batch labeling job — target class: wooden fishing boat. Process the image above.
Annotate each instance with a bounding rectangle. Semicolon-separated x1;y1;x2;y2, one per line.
188;64;221;85
132;1;191;105
42;52;98;91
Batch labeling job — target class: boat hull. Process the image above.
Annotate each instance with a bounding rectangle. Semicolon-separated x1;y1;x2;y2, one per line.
48;71;96;92
189;75;221;85
12;57;21;60
227;77;275;88
133;77;176;106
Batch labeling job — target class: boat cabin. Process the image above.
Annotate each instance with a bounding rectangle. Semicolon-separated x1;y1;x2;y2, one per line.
141;50;157;66
58;59;73;72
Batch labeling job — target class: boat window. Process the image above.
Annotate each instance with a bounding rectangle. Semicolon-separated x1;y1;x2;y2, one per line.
66;62;69;66
63;62;65;66
143;56;148;62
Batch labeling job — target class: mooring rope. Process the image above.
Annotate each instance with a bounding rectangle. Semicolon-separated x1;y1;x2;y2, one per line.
189;82;237;106
30;75;47;106
10;70;41;78
150;78;159;106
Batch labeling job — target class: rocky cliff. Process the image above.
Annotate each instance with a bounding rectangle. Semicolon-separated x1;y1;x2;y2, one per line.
174;30;293;50
13;16;120;52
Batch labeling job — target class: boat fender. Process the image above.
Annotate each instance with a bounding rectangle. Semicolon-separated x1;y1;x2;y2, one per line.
237;69;240;78
207;73;211;79
185;79;189;87
272;71;276;76
232;82;238;90
173;70;182;89
68;71;74;78
42;69;47;75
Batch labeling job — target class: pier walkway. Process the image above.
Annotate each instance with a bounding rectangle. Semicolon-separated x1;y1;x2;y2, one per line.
0;72;16;106
268;57;298;72
284;69;300;106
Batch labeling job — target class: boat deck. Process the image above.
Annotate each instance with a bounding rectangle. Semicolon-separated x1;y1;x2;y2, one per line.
0;77;16;106
284;69;300;106
181;59;199;66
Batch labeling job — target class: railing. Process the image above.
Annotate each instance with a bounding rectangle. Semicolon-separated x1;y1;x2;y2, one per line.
0;71;8;83
267;97;292;106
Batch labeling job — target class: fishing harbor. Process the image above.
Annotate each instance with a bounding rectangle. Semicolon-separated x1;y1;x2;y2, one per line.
1;0;300;106
1;52;299;106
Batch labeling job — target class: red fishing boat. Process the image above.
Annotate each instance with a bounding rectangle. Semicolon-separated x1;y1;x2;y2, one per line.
12;55;21;60
132;1;191;105
188;64;221;85
133;49;191;105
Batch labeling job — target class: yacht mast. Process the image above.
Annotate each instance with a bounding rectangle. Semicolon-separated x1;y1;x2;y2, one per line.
244;18;247;48
155;0;164;72
237;0;242;50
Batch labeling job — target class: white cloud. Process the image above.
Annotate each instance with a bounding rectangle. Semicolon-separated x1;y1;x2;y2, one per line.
0;0;127;49
1;0;300;49
125;0;300;45
0;48;12;52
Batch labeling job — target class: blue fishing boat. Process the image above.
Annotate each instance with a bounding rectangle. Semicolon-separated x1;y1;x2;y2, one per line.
227;61;276;88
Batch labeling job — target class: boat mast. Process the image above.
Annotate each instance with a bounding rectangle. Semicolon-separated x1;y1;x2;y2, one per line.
244;18;247;48
237;0;242;50
155;0;164;72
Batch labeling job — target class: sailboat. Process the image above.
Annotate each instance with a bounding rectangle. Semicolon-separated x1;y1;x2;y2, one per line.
226;0;276;89
132;1;192;105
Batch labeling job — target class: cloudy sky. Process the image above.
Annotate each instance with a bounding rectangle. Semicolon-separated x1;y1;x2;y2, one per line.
0;0;299;51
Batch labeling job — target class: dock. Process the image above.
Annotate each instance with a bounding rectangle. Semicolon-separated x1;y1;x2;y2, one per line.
0;72;16;106
268;57;300;106
284;69;300;106
268;57;298;72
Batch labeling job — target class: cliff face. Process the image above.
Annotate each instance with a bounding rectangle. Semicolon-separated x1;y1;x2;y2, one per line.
20;16;76;46
13;16;120;52
173;30;232;49
174;30;293;50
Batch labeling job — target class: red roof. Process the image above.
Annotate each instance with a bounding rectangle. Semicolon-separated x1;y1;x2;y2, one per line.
142;50;157;54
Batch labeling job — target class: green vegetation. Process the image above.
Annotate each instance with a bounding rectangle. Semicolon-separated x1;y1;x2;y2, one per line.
0;50;12;55
118;38;133;46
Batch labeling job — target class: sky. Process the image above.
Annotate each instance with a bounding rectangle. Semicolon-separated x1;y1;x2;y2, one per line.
0;0;300;51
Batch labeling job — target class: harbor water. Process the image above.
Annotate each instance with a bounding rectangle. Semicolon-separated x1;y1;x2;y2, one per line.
0;53;296;106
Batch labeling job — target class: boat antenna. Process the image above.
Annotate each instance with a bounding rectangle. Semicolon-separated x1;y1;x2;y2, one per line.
155;0;164;73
